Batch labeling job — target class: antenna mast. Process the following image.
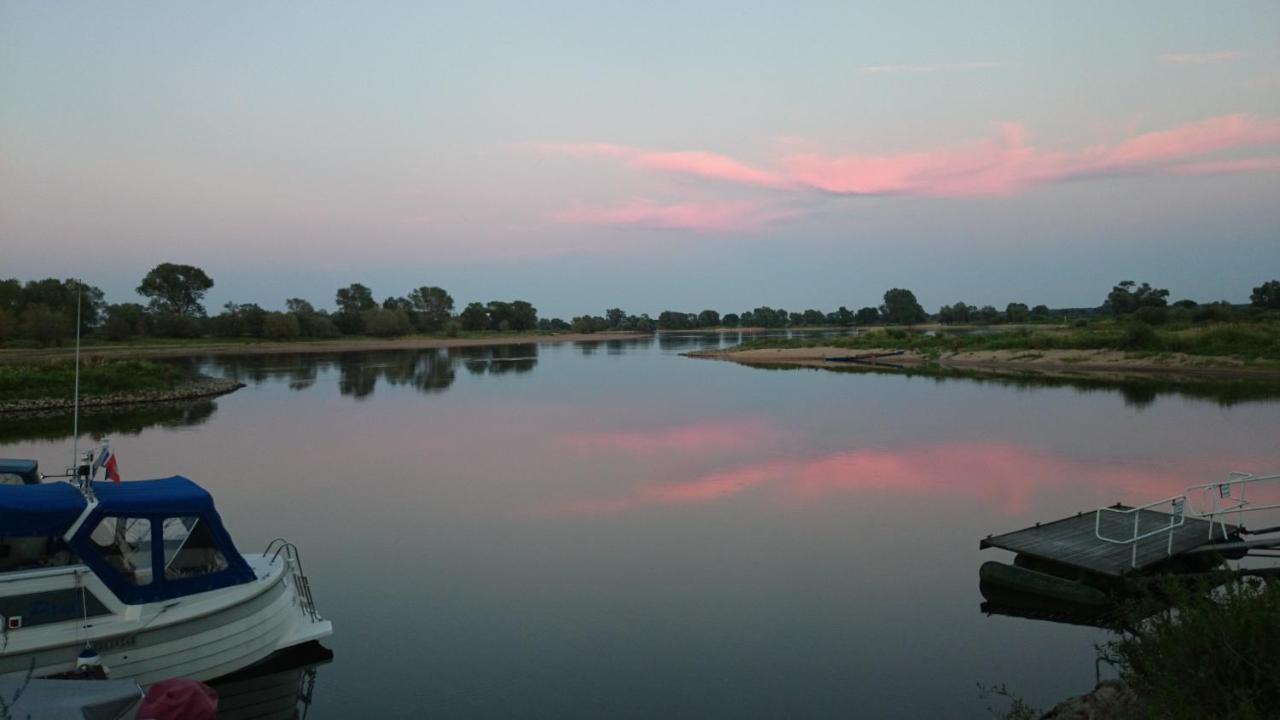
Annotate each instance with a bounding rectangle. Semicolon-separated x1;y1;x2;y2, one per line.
72;290;82;483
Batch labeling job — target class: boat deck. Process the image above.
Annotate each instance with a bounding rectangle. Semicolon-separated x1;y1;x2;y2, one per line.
980;508;1235;578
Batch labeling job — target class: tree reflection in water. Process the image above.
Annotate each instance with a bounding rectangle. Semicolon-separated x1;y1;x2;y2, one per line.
0;399;219;444
204;346;541;400
455;344;538;376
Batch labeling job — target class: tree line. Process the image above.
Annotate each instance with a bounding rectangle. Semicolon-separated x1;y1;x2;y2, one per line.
1;262;1276;347
0;263;548;346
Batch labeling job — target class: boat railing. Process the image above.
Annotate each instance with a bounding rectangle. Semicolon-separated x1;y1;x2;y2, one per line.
1095;494;1188;568
265;538;321;622
1186;472;1280;541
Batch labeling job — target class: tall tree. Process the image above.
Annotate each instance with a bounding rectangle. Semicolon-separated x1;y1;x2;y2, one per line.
801;309;825;326
853;306;880;325
0;279;21;313
19;277;104;332
408;286;454;332
508;300;537;331
879;288;926;325
286;298;316;315
605;308;627;328
1251;280;1280;309
137;263;214;317
1005;302;1030;323
335;283;377;314
1103;280;1168;315
459;302;489;331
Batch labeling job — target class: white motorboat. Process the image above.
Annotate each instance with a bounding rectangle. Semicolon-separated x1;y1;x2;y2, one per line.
0;454;332;686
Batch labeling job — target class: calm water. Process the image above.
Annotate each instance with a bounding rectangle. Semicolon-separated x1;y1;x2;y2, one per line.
3;333;1278;718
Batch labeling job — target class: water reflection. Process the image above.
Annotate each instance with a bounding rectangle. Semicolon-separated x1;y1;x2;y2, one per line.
2;338;1277;718
0;399;218;444
454;344;538;375
574;335;655;355
979;581;1118;629
537;435;1250;517
209;642;333;720
742;361;1280;408
204;346;540;400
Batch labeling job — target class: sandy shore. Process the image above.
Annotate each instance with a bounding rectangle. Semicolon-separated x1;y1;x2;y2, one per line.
0;332;650;363
687;346;1280;382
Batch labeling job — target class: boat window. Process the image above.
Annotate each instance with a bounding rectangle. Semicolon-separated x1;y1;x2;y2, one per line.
0;474;24;485
89;516;153;585
162;517;228;580
0;537;75;572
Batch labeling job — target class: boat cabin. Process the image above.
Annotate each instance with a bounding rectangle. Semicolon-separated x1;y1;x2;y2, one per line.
0;476;255;604
0;459;39;485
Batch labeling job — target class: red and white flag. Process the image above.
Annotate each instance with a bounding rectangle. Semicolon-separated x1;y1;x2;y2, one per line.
96;446;121;483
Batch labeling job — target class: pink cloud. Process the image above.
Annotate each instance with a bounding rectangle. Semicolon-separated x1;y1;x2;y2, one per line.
561;418;781;456
1160;51;1239;65
538;114;1280;203
1092;114;1280;170
551;199;790;231
786;115;1280;196
534;442;1275;516
632;151;789;188
532;142;786;188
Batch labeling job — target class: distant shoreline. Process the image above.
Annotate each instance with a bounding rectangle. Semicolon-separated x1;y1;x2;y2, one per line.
686;345;1280;383
0;331;656;363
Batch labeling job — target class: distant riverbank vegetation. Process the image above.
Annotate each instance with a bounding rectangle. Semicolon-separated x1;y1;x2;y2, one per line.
734;282;1280;362
1;264;1277;356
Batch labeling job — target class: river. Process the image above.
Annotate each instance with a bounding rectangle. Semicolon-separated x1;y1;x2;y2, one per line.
2;332;1277;718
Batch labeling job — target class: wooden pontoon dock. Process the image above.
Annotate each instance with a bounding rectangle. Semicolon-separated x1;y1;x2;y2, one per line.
980;507;1238;578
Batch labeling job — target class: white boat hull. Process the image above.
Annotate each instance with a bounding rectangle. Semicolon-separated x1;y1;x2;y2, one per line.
0;554;331;686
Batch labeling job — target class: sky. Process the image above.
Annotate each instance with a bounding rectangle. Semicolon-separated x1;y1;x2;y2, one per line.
2;1;1278;318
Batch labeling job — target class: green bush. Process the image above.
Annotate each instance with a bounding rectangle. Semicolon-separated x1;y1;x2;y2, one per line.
1107;579;1280;719
262;312;300;340
1135;306;1168;325
1119;323;1159;350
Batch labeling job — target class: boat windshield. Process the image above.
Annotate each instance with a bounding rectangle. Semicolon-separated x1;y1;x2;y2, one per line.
89;517;153;585
162;517;229;580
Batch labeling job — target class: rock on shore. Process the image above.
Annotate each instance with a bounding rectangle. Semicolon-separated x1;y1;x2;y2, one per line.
1040;680;1138;719
0;375;244;414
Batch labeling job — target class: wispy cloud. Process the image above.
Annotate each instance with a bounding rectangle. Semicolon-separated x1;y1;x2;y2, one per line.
529;142;788;188
538;114;1280;206
551;199;793;231
1160;51;1239;65
858;61;1002;75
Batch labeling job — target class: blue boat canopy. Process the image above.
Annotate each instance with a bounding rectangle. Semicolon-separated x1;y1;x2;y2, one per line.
0;481;85;537
91;476;218;518
0;458;41;485
0;476;255;604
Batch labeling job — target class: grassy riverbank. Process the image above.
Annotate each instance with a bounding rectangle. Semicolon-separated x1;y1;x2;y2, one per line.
0;330;649;363
734;320;1280;362
0;359;193;401
0;359;243;414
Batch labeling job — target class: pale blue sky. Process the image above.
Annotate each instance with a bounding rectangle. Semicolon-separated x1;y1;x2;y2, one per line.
2;1;1277;317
